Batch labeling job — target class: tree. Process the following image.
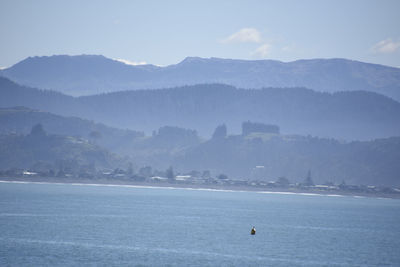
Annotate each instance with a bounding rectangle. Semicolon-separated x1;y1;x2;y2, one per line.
188;170;201;178
89;130;102;144
212;124;227;139
127;162;134;176
139;166;152;177
218;173;228;180
242;121;280;136
30;123;46;136
303;170;314;186
276;176;290;187
202;170;211;179
166;166;175;180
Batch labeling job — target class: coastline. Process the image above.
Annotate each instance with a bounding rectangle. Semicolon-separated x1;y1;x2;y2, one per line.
1;177;399;200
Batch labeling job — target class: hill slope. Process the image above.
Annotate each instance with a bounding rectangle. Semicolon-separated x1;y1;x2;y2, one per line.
0;106;144;151
0;126;123;173
1;55;400;101
0;99;398;186
1;78;399;140
1;117;398;187
172;133;400;186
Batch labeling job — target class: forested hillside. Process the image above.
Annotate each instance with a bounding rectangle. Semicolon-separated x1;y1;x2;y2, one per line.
0;124;123;173
0;106;399;186
0;107;143;151
173;130;400;186
1;78;399;140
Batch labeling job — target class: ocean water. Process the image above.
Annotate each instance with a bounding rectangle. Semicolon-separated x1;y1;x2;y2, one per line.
0;182;400;266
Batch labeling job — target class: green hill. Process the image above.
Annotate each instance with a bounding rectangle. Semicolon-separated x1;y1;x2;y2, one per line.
0;106;144;152
1;78;399;140
172;131;400;187
0;124;124;176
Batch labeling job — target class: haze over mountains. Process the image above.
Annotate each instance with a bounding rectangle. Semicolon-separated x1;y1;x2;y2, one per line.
0;122;123;172
1;106;399;186
0;106;143;151
1;55;400;101
1;54;399;187
1;77;399;140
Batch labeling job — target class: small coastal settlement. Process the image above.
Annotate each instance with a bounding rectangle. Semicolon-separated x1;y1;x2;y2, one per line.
2;166;400;198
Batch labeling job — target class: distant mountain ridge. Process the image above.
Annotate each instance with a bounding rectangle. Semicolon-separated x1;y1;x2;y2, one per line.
1;55;400;101
1;77;399;140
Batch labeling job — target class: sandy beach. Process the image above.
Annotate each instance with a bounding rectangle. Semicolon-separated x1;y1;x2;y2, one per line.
1;177;399;199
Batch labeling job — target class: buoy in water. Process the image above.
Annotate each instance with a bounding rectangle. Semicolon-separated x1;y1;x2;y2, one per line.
251;226;256;235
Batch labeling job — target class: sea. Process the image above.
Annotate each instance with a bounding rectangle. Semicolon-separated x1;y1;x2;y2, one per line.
1;181;400;266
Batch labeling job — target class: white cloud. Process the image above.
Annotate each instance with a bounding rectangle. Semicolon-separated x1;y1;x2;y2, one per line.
220;28;261;43
114;58;147;66
372;38;400;54
252;43;271;58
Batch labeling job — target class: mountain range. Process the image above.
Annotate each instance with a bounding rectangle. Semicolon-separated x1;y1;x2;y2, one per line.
1;54;399;186
1;77;399;140
1;55;400;101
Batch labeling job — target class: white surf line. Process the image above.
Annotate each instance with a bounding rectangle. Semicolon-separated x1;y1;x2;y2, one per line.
0;180;386;199
0;180;176;190
0;180;323;196
256;190;345;198
0;180;348;197
0;180;248;194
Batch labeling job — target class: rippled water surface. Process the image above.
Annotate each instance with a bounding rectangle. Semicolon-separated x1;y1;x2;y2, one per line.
1;181;400;266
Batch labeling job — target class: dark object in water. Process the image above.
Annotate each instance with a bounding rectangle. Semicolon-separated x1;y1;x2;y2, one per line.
251;227;256;235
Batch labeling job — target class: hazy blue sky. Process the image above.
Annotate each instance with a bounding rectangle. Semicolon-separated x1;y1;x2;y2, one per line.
1;0;399;68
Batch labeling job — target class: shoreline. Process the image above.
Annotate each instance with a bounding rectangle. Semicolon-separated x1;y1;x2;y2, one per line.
1;177;399;200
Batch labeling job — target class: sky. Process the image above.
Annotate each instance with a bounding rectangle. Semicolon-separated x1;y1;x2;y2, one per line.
0;0;400;68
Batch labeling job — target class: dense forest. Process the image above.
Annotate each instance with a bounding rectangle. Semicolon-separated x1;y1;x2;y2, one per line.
1;78;399;140
0;113;399;186
0;107;143;151
0;124;123;173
